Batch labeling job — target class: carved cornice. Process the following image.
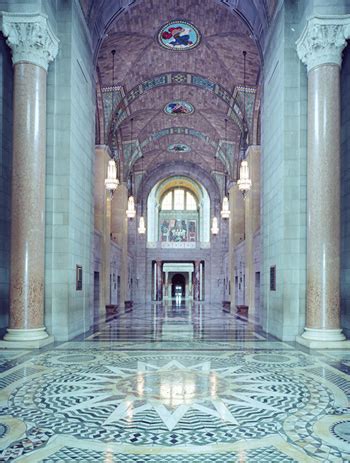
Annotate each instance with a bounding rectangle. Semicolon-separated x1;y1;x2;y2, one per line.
0;12;59;71
296;15;350;72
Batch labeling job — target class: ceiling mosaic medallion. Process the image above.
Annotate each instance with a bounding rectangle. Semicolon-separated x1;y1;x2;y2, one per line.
168;143;191;153
164;101;194;115
158;20;201;51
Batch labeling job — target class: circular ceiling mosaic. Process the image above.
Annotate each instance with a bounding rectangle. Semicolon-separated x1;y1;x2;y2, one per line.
168;143;191;153
164;100;194;115
158;20;201;51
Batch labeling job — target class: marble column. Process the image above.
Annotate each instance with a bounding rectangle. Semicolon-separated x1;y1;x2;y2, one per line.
94;146;111;316
111;182;128;310
244;146;260;318
156;260;163;302
228;185;245;310
296;15;350;347
0;13;58;345
193;260;201;301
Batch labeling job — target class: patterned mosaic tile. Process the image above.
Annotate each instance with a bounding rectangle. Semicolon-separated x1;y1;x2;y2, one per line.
42;445;298;462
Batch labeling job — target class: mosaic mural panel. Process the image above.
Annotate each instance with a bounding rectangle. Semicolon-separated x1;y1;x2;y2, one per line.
158;20;201;51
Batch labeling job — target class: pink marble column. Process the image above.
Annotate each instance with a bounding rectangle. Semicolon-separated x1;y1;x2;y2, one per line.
296;16;350;347
156;260;163;302
193;260;201;301
1;13;59;343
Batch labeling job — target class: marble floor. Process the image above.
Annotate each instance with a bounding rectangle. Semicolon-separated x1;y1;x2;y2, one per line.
0;302;350;462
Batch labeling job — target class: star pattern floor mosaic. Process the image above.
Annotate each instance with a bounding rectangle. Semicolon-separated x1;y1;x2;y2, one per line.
0;303;350;462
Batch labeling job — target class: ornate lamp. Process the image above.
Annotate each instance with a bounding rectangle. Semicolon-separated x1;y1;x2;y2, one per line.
220;119;230;219
126;118;136;218
211;216;219;235
138;155;146;234
105;158;119;196
237;50;252;199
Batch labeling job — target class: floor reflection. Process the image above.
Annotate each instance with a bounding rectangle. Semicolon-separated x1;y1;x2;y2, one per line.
85;301;264;343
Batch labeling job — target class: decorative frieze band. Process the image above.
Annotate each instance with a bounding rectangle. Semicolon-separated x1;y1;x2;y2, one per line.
0;12;59;71
296;15;350;72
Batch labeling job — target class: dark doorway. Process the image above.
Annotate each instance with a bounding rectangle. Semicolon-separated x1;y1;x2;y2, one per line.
171;274;186;297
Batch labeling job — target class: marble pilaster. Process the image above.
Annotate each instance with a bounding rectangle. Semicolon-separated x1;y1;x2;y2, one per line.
0;13;58;346
111;183;129;310
244;146;260;318
296;15;350;348
94;146;111;316
228;185;245;310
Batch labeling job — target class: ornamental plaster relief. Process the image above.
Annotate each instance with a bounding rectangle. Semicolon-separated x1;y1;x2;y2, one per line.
0;12;59;71
296;15;350;72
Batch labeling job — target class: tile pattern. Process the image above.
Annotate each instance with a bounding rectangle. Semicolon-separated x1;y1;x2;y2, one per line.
44;445;297;462
0;305;350;462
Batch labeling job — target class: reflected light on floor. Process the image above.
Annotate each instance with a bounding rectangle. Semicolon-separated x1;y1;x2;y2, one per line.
210;372;217;399
104;448;114;463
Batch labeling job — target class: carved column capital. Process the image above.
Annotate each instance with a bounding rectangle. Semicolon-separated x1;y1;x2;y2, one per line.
296;15;350;72
1;12;59;71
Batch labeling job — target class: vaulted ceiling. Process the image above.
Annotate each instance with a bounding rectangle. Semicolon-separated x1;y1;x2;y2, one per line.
86;0;269;188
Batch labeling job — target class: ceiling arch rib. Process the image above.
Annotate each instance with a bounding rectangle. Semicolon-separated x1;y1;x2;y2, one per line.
104;72;256;144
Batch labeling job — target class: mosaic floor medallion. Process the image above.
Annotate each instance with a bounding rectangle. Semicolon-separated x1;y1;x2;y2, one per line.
158;20;201;51
164;100;194;115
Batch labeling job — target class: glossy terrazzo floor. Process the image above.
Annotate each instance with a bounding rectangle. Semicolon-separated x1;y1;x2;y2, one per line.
1;302;350;462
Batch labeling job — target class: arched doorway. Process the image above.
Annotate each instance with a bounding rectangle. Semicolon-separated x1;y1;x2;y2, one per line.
171;274;186;298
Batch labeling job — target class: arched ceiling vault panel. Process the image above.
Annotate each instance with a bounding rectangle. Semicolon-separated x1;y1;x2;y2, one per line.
81;0;276;63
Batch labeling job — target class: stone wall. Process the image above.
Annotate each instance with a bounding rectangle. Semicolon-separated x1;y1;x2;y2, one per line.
341;44;350;338
261;2;307;341
45;0;95;341
93;231;133;313
0;33;13;331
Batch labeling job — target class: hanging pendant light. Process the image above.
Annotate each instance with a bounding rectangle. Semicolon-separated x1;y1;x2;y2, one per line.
237;160;252;198
138;154;146;234
238;50;252;199
211;216;219;235
126;118;136;218
105;158;119;195
105;49;119;197
221;196;230;219
212;151;220;235
126;194;136;218
221;118;230;219
138;215;146;234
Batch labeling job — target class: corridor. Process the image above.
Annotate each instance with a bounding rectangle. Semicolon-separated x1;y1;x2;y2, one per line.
1;304;350;462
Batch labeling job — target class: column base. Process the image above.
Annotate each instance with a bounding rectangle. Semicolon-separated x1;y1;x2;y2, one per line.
296;328;350;349
1;328;54;349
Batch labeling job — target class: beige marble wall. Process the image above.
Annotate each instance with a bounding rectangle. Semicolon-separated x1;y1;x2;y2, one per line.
307;65;340;331
229;185;245;309
245;146;261;315
111;183;128;309
9;63;47;331
94;146;110;314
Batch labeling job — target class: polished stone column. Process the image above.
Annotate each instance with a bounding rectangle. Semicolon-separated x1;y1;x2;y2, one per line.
228;185;245;310
193;260;201;301
244;146;260;318
94;146;111;315
156;260;163;302
0;13;58;345
296;15;350;347
111;183;128;310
